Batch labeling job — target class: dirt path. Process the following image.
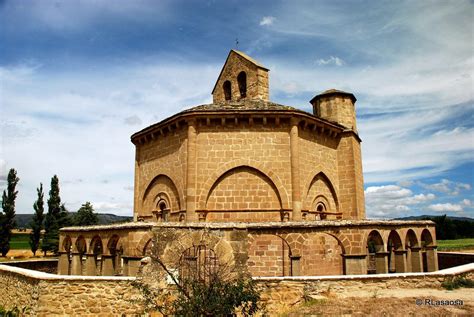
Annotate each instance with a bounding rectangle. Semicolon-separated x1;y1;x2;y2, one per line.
285;288;474;316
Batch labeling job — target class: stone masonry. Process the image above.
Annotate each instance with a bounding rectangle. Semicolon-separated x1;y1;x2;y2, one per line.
58;49;438;278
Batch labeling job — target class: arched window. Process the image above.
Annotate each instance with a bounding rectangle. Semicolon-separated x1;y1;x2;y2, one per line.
316;203;327;220
237;71;247;98
157;199;169;222
223;80;232;101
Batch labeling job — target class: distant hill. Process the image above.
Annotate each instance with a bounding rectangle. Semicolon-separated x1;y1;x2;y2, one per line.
14;213;133;229
395;215;474;222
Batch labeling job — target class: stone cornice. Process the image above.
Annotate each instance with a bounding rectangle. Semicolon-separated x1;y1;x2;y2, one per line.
131;106;354;145
60;219;435;232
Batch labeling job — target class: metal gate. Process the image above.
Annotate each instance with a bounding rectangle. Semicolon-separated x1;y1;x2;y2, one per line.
178;245;218;286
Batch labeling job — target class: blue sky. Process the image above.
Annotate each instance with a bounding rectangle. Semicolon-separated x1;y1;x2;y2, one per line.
0;0;472;218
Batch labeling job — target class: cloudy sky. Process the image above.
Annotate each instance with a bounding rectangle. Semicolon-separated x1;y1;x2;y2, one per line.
1;0;472;219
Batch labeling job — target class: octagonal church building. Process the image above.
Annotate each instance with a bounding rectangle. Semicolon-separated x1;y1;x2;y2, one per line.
59;50;438;278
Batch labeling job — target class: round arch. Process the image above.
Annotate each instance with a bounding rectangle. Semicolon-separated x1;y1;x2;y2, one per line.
142;174;183;211
197;158;290;210
405;229;419;248
136;232;154;257
62;236;72;253
75;236;87;254
421;229;434;247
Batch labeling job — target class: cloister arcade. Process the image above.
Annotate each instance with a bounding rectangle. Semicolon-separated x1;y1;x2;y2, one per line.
58;222;438;277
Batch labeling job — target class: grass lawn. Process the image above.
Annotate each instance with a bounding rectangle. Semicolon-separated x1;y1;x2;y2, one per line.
10;233;31;250
437;238;474;251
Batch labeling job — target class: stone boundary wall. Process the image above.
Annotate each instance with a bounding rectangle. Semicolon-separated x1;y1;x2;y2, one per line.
0;264;143;316
0;263;472;316
255;263;474;313
438;252;474;270
2;259;58;274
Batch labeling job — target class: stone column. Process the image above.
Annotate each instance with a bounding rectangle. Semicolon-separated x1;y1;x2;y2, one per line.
102;255;115;276
85;254;97;276
375;252;389;274
290;118;302;221
70;253;83;275
425;246;438;272
344;254;367;275
394;250;407;273
186;119;198;222
122;258;129;276
409;247;423;272
57;252;70;275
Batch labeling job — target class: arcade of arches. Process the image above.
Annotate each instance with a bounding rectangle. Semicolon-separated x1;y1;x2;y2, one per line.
59;222;438;277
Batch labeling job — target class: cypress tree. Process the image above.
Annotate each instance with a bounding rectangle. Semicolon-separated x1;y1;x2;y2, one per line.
42;175;68;255
0;168;19;257
29;183;44;256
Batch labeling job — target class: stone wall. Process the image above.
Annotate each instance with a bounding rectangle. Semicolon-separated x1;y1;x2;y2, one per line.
256;264;474;313
2;259;58;274
3;262;469;316
438;252;474;270
0;264;143;316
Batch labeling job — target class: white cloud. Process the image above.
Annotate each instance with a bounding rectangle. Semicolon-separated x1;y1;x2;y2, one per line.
428;203;463;213
461;199;472;206
418;179;471;196
0;58;217;216
316;56;345;66
124;115;143;126
365;185;436;218
259;16;275;26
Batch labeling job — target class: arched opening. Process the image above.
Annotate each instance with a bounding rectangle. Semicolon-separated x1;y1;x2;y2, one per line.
316;202;327;220
90;236;103;276
421;229;437;272
157;198;169;222
237;71;247;98
366;230;385;274
108;235;121;275
62;236;72;275
178;245;219;286
387;230;406;273
405;230;421;272
223;80;232;101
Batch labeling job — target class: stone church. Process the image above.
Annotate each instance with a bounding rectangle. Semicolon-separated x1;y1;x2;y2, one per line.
58;50;438;278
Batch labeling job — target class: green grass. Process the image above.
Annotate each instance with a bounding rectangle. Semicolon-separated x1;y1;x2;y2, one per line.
9;233;30;250
437;238;474;251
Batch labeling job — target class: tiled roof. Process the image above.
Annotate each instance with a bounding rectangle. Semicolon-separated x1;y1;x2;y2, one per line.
180;99;300;113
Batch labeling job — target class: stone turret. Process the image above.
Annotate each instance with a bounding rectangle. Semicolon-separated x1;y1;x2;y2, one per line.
212;50;269;103
310;89;358;132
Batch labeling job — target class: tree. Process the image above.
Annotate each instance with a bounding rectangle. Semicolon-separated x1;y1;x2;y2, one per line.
74;202;98;226
0;168;19;257
29;183;45;256
42;175;69;255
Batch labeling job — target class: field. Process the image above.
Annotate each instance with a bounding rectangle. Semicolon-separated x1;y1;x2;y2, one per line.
437;238;474;251
10;233;31;250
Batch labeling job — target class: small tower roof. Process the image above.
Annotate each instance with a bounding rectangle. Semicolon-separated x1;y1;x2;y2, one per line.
310;89;357;104
211;50;269;95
